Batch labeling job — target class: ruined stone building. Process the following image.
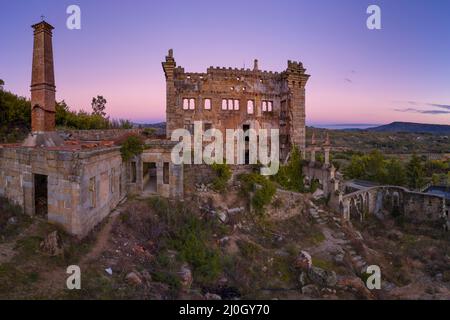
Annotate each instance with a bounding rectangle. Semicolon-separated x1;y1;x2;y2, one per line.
162;50;309;162
0;21;183;237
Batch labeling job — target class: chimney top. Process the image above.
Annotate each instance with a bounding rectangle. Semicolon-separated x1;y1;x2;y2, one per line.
31;20;54;33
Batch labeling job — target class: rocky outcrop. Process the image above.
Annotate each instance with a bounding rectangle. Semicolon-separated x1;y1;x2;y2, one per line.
39;231;64;256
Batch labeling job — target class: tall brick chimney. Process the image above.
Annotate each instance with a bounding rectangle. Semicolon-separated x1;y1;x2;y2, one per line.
23;20;63;147
31;20;56;132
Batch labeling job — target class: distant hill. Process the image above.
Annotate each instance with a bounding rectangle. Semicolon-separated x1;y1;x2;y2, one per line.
367;122;450;135
133;122;166;135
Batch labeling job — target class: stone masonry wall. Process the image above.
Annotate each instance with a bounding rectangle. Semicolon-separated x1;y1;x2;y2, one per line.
59;129;143;141
162;50;309;160
0;146;126;237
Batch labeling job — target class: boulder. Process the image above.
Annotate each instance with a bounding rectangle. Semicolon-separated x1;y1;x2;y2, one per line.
7;216;18;225
333;253;345;265
312;189;324;200
125;271;143;286
336;276;374;300
204;292;222;300
39;231;64;256
141;270;152;282
294;250;312;270
217;211;227;223
307;266;337;287
178;264;193;289
302;284;320;297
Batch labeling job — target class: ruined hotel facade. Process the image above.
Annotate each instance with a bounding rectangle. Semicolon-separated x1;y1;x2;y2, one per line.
162;50;310;162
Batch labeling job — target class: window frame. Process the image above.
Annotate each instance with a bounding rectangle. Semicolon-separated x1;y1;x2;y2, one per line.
247;100;254;114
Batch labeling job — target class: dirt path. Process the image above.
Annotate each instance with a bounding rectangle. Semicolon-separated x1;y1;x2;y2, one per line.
80;214;118;266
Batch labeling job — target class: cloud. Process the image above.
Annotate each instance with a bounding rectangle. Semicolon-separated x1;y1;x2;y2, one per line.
344;78;352;83
428;103;450;110
394;107;450;114
393;101;450;115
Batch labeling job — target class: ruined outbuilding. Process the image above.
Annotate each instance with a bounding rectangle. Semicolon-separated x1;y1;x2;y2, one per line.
0;21;183;237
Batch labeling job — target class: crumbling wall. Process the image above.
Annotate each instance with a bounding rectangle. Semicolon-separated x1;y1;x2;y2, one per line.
162;51;309;159
59;129;143;141
336;185;445;224
76;147;125;236
126;141;183;199
0;146;127;237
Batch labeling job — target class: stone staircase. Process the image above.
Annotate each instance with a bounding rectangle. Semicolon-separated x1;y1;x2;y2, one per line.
308;200;369;275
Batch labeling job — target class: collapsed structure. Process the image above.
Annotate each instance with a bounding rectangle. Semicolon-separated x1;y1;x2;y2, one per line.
0;21;447;237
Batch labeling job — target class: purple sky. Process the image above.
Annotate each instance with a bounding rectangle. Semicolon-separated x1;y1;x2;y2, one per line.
1;0;449;125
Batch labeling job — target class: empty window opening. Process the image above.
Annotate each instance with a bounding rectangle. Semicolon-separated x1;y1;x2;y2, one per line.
182;98;195;110
143;162;157;193
222;99;239;111
247;100;254;114
183;98;189;110
34;174;48;217
204;98;211;110
262;100;273;112
163;162;170;185
131;161;137;183
234;99;240;110
228;99;234;110
222;99;228;110
189;98;195;110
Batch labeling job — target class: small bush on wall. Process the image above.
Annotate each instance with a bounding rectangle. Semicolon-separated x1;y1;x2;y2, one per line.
120;135;144;161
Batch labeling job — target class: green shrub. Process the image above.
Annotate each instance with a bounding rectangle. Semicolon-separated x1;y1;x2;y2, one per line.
167;214;222;285
211;162;231;191
273;147;305;192
239;173;276;215
147;196;169;215
310;179;320;193
120;135;144;161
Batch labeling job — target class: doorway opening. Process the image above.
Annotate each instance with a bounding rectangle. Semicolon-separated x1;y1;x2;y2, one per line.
143;162;157;193
34;174;48;217
243;124;250;164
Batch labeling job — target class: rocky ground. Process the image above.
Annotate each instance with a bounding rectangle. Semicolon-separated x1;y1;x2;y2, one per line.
0;184;449;300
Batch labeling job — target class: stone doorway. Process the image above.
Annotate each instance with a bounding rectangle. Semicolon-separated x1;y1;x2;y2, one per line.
143;162;157;193
34;174;48;217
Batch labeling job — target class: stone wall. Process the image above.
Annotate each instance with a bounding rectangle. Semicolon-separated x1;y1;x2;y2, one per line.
336;185;446;224
303;163;337;196
162;50;309;160
76;147;125;236
59;129;143;141
126;141;183;198
0;146;126;237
